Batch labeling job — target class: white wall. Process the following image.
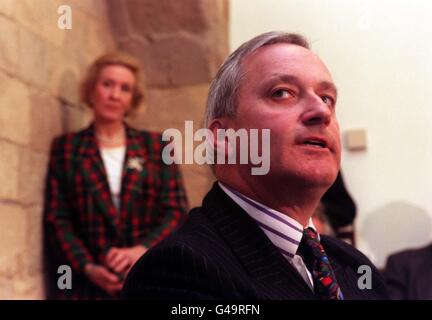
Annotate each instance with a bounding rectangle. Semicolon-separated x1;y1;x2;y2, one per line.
230;0;432;267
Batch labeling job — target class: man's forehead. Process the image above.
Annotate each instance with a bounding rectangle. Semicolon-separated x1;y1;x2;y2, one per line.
245;43;323;67
242;44;334;83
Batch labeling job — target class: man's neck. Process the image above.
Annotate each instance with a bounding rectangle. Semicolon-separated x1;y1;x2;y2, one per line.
219;177;324;228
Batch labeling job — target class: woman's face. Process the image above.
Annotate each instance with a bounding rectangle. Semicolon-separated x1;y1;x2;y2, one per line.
91;64;136;122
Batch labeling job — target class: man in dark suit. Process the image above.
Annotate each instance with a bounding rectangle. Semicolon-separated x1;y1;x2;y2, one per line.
122;31;388;299
384;245;432;299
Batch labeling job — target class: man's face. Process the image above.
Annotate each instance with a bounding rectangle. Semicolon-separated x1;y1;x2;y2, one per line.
232;43;341;188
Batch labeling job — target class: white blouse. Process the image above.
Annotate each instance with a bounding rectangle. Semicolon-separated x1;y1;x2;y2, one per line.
100;146;126;211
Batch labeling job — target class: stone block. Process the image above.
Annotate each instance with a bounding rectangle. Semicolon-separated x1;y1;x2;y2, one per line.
205;0;229;75
61;1;115;57
181;164;214;208
0;203;44;299
46;49;82;105
0;0;14;17
18;150;49;206
18;204;45;299
29;90;64;153
105;0;131;39
126;0;209;35
0;141;20;200
14;0;67;48
17;26;49;90
0;203;28;299
25;204;44;258
0;73;31;145
64;104;92;133
72;0;110;24
132;84;209;131
0;16;19;74
61;9;91;59
120;33;212;87
85;21;116;60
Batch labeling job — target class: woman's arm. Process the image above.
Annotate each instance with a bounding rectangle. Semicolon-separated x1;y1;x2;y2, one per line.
43;137;95;274
141;159;189;249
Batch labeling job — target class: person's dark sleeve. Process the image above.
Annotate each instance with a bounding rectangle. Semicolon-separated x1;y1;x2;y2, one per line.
383;254;408;300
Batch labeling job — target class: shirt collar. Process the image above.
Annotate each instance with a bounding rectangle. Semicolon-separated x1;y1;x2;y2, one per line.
218;182;318;259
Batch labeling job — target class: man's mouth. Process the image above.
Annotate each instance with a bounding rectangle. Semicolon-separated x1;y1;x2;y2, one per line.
302;138;327;149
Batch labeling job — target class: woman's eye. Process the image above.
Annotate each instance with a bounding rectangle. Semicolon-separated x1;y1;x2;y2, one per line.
102;80;113;87
272;89;292;99
121;85;132;92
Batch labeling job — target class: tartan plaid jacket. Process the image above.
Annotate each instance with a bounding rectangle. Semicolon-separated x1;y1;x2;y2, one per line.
43;123;188;299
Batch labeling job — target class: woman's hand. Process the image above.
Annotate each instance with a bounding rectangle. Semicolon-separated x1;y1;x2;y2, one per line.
105;245;148;276
84;263;123;296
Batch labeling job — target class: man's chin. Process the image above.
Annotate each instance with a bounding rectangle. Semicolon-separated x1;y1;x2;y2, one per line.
279;169;338;189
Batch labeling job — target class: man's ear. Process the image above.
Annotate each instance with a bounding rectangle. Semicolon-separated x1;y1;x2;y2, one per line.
208;119;225;164
208;119;235;164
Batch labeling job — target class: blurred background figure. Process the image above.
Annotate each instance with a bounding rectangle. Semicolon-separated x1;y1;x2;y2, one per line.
311;203;334;237
319;171;356;245
384;244;432;299
43;52;188;299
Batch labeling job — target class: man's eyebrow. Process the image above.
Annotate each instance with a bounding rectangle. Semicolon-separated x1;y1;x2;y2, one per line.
317;81;338;97
267;74;301;85
264;74;338;97
259;74;301;90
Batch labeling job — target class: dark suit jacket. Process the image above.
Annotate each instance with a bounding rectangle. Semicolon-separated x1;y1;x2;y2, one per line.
43;123;188;299
384;245;432;299
122;183;388;300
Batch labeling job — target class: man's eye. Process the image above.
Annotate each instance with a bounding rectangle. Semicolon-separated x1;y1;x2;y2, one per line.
102;80;113;87
272;89;293;99
321;95;335;106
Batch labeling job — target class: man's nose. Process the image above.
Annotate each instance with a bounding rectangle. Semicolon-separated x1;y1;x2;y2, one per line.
301;95;332;127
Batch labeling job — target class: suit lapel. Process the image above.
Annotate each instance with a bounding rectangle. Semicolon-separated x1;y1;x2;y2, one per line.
77;124;120;229
203;183;315;299
329;259;353;299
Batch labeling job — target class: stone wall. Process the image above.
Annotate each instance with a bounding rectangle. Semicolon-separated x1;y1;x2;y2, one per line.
0;0;228;299
0;0;116;299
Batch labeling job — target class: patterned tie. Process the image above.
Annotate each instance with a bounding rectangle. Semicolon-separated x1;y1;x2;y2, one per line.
297;227;344;300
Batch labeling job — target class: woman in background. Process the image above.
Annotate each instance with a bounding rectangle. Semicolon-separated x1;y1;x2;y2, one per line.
44;52;188;299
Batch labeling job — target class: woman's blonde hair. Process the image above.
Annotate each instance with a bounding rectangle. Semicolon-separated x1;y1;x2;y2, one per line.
80;51;144;110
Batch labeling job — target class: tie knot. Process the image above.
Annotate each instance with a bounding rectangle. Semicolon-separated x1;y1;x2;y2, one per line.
303;227;319;241
297;227;323;261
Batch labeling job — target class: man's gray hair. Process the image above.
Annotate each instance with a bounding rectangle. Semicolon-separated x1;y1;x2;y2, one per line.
204;31;309;128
